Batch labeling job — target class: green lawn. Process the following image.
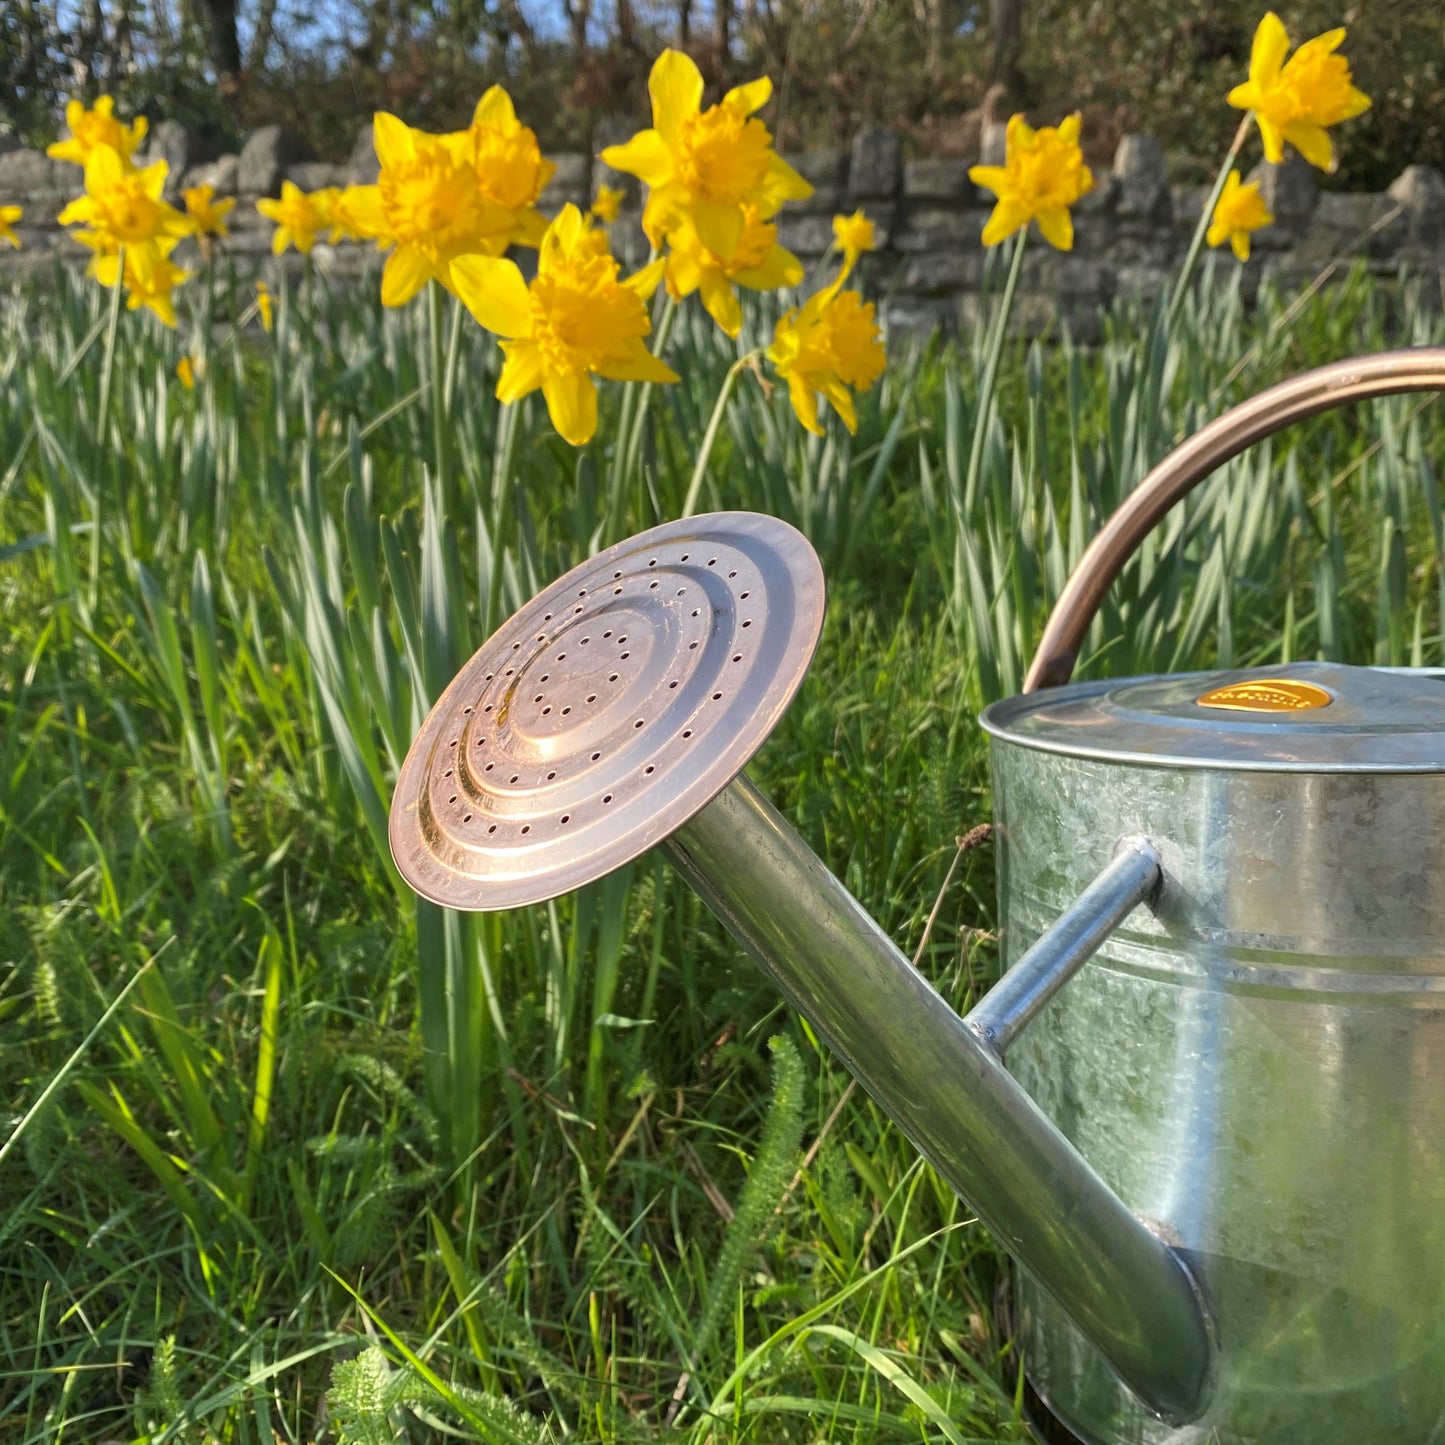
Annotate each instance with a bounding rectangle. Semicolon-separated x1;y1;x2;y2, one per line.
2;261;1443;1443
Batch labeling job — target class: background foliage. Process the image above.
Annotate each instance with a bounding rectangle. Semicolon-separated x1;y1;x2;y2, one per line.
5;1;1442;187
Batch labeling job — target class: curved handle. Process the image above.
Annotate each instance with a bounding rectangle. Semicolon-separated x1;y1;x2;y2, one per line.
1024;347;1445;692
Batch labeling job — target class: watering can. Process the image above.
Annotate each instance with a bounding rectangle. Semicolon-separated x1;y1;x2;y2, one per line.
389;348;1445;1444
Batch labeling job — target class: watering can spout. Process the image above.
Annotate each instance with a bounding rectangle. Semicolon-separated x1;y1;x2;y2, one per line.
387;511;1216;1428
664;775;1216;1425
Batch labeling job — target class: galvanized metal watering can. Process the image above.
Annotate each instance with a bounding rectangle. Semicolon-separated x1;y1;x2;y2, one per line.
390;348;1445;1444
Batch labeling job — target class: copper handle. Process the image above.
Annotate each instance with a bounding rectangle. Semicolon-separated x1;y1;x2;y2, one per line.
1024;348;1445;693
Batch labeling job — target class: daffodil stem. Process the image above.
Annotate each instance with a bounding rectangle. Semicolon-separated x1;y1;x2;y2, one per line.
622;296;677;502
963;229;1027;512
427;280;450;492
1167;113;1253;331
682;351;761;519
97;245;124;438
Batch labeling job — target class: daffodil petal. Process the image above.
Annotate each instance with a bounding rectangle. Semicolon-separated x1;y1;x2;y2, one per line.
786;373;823;435
496;341;547;403
969;164;1009;196
1283;120;1336;172
1231;231;1251;262
621;257;666;301
542;370;600;447
666;248;702;299
1035;205;1074;251
980;197;1029;247
763;152;815;204
819;376;857;434
597;346;680;384
650;49;704;146
690;199;745;261
1255;115;1287;164
473;85;516;129
380;245;433;307
737;244;804;291
1290;27;1346;63
699;271;743;337
451;254;533;337
372;112;414;169
1250;12;1290;86
723;76;772;117
600;131;674;187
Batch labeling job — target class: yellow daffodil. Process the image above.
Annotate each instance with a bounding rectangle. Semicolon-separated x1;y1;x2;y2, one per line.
1207;170;1274;261
467;87;555;247
176;355;197;389
833;209;876;265
665;203;803;338
451;204;679;446
256;282;274;333
93;242;191;328
0;205;20;249
600;49;812;259
591;184;625;224
183;184;234;239
256;181;330;255
1228;12;1370;172
338;114;514;306
969;113;1094;251
57;145;191;253
47;95;148;167
767;276;885;436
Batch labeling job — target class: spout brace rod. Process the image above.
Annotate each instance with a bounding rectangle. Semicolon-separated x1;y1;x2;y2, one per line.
665;776;1214;1426
965;836;1161;1057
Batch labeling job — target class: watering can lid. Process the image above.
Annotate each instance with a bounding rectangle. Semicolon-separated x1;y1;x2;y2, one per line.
979;661;1445;773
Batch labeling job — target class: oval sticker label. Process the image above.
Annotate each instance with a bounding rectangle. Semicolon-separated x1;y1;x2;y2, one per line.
1197;679;1334;713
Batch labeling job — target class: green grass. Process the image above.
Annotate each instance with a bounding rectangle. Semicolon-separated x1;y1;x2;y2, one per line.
2;259;1443;1443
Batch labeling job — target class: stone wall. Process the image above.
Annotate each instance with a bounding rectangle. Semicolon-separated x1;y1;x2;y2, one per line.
3;121;1443;338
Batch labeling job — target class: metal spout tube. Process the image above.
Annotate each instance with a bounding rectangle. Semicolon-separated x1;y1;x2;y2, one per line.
665;774;1215;1425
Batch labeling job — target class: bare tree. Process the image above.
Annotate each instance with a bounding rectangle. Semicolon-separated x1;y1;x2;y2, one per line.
988;0;1023;92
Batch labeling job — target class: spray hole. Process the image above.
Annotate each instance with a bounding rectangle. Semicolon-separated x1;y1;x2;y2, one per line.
560;814;571;825
649;581;659;590
537;634;546;642
740;590;751;599
645;765;655;774
449;739;458;748
634;719;645;728
620;651;630;660
540;673;550;682
707;558;717;566
509;774;519;784
544;613;553;621
609;672;619;682
463;706;472;714
556;653;567;661
681;553;690;561
614;586;622;594
581;637;590;645
547;770;557;780
574;604;584;614
444;769;454;778
602;793;613;804
591;751;602;761
688;641;699;650
682;729;693;738
728;570;737;578
485;703;493;711
449;794;458;804
534;694;544;703
586;693;597;703
648;558;657;567
542;707;552;716
619;635;628;643
668;680;679;689
487;824;497;834
742;620;752;628
732;654;742;662
579;588;587;597
614;570;622;579
485;762;495;771
464;812;473;823
521;825;530;835
603;630;613;638
677;588;686;596
485;672;494;681
561;707;572;716
712;692;722;701
505;667;514;676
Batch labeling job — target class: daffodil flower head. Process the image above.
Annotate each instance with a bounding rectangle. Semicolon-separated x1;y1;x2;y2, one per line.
47;95;148;167
767;278;885;436
176;355;197;389
1206;170;1274;262
256;282;274;333
1227;12;1370;173
450;204;679;446
93;240;191;328
969;113;1093;251
256;181;331;256
183;183;234;239
467;87;556;245
665;203;803;338
0;205;21;249
58;145;191;252
832;209;876;265
591;184;625;225
600;49;812;259
342;114;515;306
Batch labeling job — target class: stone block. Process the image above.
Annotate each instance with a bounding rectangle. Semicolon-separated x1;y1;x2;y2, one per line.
849;126;901;200
899;250;983;295
776;213;842;256
1112;134;1169;221
882;296;957;338
1293;192;1404;267
144;119;208;198
903;157;975;202
893;205;987;252
0;148;75;205
1075;175;1118;217
785;148;848;190
285;161;346;192
979;118;1007;167
346;124;380;185
1388;164;1445;244
180;154;239;196
547;152;592;203
1249;153;1317;224
238;125;304;198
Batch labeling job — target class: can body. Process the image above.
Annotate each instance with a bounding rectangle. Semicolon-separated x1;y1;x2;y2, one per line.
990;740;1445;1444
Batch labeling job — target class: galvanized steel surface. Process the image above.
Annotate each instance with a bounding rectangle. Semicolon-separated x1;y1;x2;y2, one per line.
990;726;1445;1444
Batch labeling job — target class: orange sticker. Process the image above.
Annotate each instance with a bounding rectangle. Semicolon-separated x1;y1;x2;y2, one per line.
1196;679;1333;713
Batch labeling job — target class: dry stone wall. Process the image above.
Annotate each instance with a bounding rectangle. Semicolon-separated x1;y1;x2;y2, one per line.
3;121;1442;339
